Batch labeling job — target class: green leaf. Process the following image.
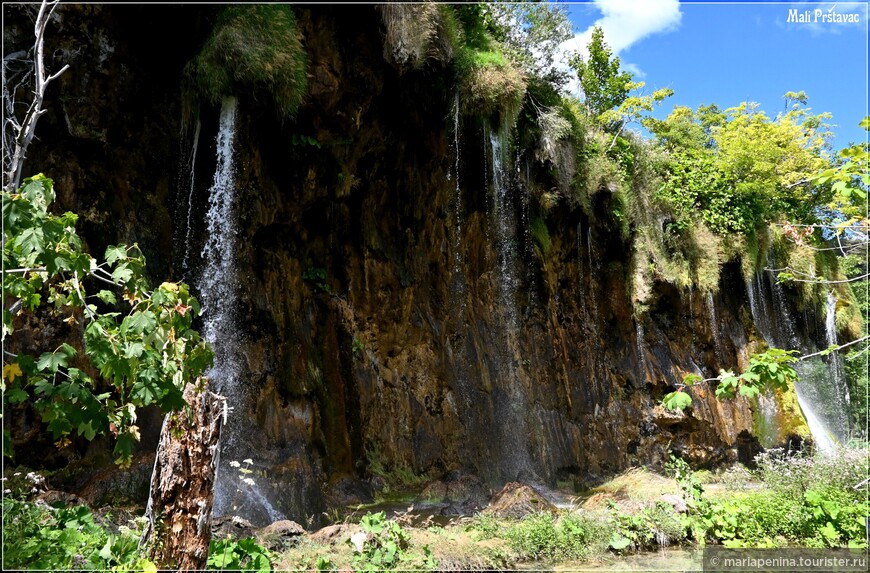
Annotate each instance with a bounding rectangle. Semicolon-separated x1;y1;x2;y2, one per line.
738;384;759;399
682;373;703;386
105;245;127;264
37;351;69;373
121;311;157;335
609;535;631;550
111;264;133;284
662;391;692;411
6;387;28;404
96;290;117;305
77;420;97;441
13;227;45;254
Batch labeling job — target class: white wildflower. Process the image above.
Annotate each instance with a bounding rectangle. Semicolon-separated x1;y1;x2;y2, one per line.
229;460;241;468
242;458;253;465
242;477;256;486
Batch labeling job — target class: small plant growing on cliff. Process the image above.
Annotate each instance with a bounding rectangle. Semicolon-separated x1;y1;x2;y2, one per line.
302;266;330;293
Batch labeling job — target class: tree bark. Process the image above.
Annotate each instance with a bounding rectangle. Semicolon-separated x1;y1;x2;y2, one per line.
140;380;226;572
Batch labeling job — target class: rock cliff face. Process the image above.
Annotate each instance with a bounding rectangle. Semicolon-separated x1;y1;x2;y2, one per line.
10;5;802;524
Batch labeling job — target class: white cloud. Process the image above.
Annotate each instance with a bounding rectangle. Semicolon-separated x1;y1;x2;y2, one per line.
558;0;682;96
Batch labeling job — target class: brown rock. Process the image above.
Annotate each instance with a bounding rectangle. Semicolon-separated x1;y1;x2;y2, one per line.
309;523;361;546
484;482;557;519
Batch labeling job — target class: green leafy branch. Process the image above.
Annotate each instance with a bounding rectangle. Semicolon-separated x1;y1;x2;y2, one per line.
662;348;799;411
3;174;213;465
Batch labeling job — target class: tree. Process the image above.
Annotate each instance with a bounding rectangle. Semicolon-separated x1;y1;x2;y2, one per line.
484;1;574;88
2;0;68;194
661;117;870;416
651;98;833;234
2;2;224;569
568;26;633;119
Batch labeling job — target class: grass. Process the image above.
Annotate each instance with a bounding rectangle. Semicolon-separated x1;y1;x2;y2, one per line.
185;5;308;119
455;46;526;126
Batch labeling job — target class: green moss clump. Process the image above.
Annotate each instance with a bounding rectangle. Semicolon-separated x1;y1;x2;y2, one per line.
186;5;308;119
455;47;526;126
530;217;551;256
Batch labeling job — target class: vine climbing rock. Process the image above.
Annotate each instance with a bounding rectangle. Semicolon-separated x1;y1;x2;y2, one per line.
139;381;226;571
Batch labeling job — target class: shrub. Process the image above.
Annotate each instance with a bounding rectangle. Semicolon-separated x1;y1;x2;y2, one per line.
186;5;308;119
1;498;155;571
754;447;868;503
208;536;274;572
476;511;606;562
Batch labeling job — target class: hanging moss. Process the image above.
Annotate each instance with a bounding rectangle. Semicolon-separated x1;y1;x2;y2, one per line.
530;217;551;257
454;47;526;127
185;5;308;119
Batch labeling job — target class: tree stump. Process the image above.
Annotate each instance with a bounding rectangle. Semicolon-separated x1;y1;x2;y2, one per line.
140;380;226;571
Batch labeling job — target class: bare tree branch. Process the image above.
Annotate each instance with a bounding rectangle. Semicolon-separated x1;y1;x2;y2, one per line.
3;0;68;194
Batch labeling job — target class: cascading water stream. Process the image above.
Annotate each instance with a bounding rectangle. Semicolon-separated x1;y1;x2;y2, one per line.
745;265;848;452
196;97;282;522
180;119;201;276
705;291;724;363
635;321;647;384
488;125;533;481
825;292;850;403
586;226;600;328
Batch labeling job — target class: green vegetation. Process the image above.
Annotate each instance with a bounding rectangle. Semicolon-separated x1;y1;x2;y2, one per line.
185;5;308;119
2;493;274;572
530;217;551;257
569;26;633;120
471;511;608;561
663;347;800;412
208;537;274;572
1;497;156;571
650;101;832;235
2;175;212;464
277;447;865;570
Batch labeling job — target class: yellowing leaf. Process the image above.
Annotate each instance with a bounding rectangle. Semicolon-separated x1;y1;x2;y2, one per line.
3;362;23;382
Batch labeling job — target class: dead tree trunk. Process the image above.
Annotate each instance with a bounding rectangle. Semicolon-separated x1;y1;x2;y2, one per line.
140;380;226;572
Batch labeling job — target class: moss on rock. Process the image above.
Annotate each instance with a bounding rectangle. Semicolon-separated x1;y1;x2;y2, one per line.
185;5;308;119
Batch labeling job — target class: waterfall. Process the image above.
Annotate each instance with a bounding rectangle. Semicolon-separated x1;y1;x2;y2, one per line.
197;97;282;523
450;92;465;308
636;320;647;385
745;266;848;452
488;125;532;481
180;119;201;276
826;292;849;402
705;291;724;363
489;127;519;326
200;98;240;370
824;291;851;431
586;225;599;327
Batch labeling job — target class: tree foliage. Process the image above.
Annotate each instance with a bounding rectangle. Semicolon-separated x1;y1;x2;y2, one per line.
663;348;800;411
651;99;833;234
484;1;574;88
568;26;633;119
2;175;213;464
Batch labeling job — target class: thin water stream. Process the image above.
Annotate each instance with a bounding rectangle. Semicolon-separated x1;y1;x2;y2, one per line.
196;97;282;523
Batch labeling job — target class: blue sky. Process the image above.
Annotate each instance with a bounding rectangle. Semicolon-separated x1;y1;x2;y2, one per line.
559;0;868;147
